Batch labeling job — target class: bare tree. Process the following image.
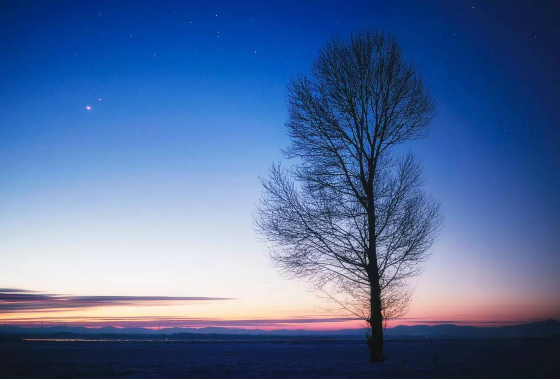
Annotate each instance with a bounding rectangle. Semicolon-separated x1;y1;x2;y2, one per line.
255;30;443;362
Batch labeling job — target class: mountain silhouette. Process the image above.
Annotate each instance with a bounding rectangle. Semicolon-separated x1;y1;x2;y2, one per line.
1;320;558;340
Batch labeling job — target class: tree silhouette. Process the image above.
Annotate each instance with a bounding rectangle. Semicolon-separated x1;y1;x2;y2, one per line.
255;29;443;362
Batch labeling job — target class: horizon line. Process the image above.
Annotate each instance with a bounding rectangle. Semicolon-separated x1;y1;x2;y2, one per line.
1;318;556;331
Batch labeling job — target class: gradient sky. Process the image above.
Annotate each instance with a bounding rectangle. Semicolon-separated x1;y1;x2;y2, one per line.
1;0;559;330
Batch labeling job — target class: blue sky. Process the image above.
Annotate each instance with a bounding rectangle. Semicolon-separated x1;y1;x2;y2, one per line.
0;0;558;327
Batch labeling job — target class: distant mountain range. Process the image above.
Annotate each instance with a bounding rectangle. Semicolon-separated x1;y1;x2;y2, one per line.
1;319;558;340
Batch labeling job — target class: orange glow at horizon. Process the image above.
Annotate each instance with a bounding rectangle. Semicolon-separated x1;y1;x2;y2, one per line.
2;276;558;331
2;302;558;330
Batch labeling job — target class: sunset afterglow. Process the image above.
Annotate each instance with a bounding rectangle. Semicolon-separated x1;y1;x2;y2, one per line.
1;1;558;334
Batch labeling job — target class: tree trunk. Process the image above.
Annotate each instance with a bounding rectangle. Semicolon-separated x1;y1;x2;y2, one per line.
367;183;384;362
367;277;385;362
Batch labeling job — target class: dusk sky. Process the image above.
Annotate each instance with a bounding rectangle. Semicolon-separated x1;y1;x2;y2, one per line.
1;0;559;330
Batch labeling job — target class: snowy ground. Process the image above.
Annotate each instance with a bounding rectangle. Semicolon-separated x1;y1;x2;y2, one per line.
0;339;558;378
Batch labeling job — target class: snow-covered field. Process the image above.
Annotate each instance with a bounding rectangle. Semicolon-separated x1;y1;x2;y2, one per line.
1;339;558;378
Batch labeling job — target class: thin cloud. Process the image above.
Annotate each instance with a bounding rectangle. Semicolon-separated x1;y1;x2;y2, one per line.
0;289;232;312
391;317;551;325
0;288;35;293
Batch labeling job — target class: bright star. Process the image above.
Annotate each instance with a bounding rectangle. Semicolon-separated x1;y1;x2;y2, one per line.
86;106;91;110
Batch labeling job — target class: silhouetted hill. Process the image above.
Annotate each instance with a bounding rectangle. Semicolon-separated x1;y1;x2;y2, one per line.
385;319;560;338
1;319;558;340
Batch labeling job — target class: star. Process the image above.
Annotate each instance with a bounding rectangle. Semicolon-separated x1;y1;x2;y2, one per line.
86;106;91;110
